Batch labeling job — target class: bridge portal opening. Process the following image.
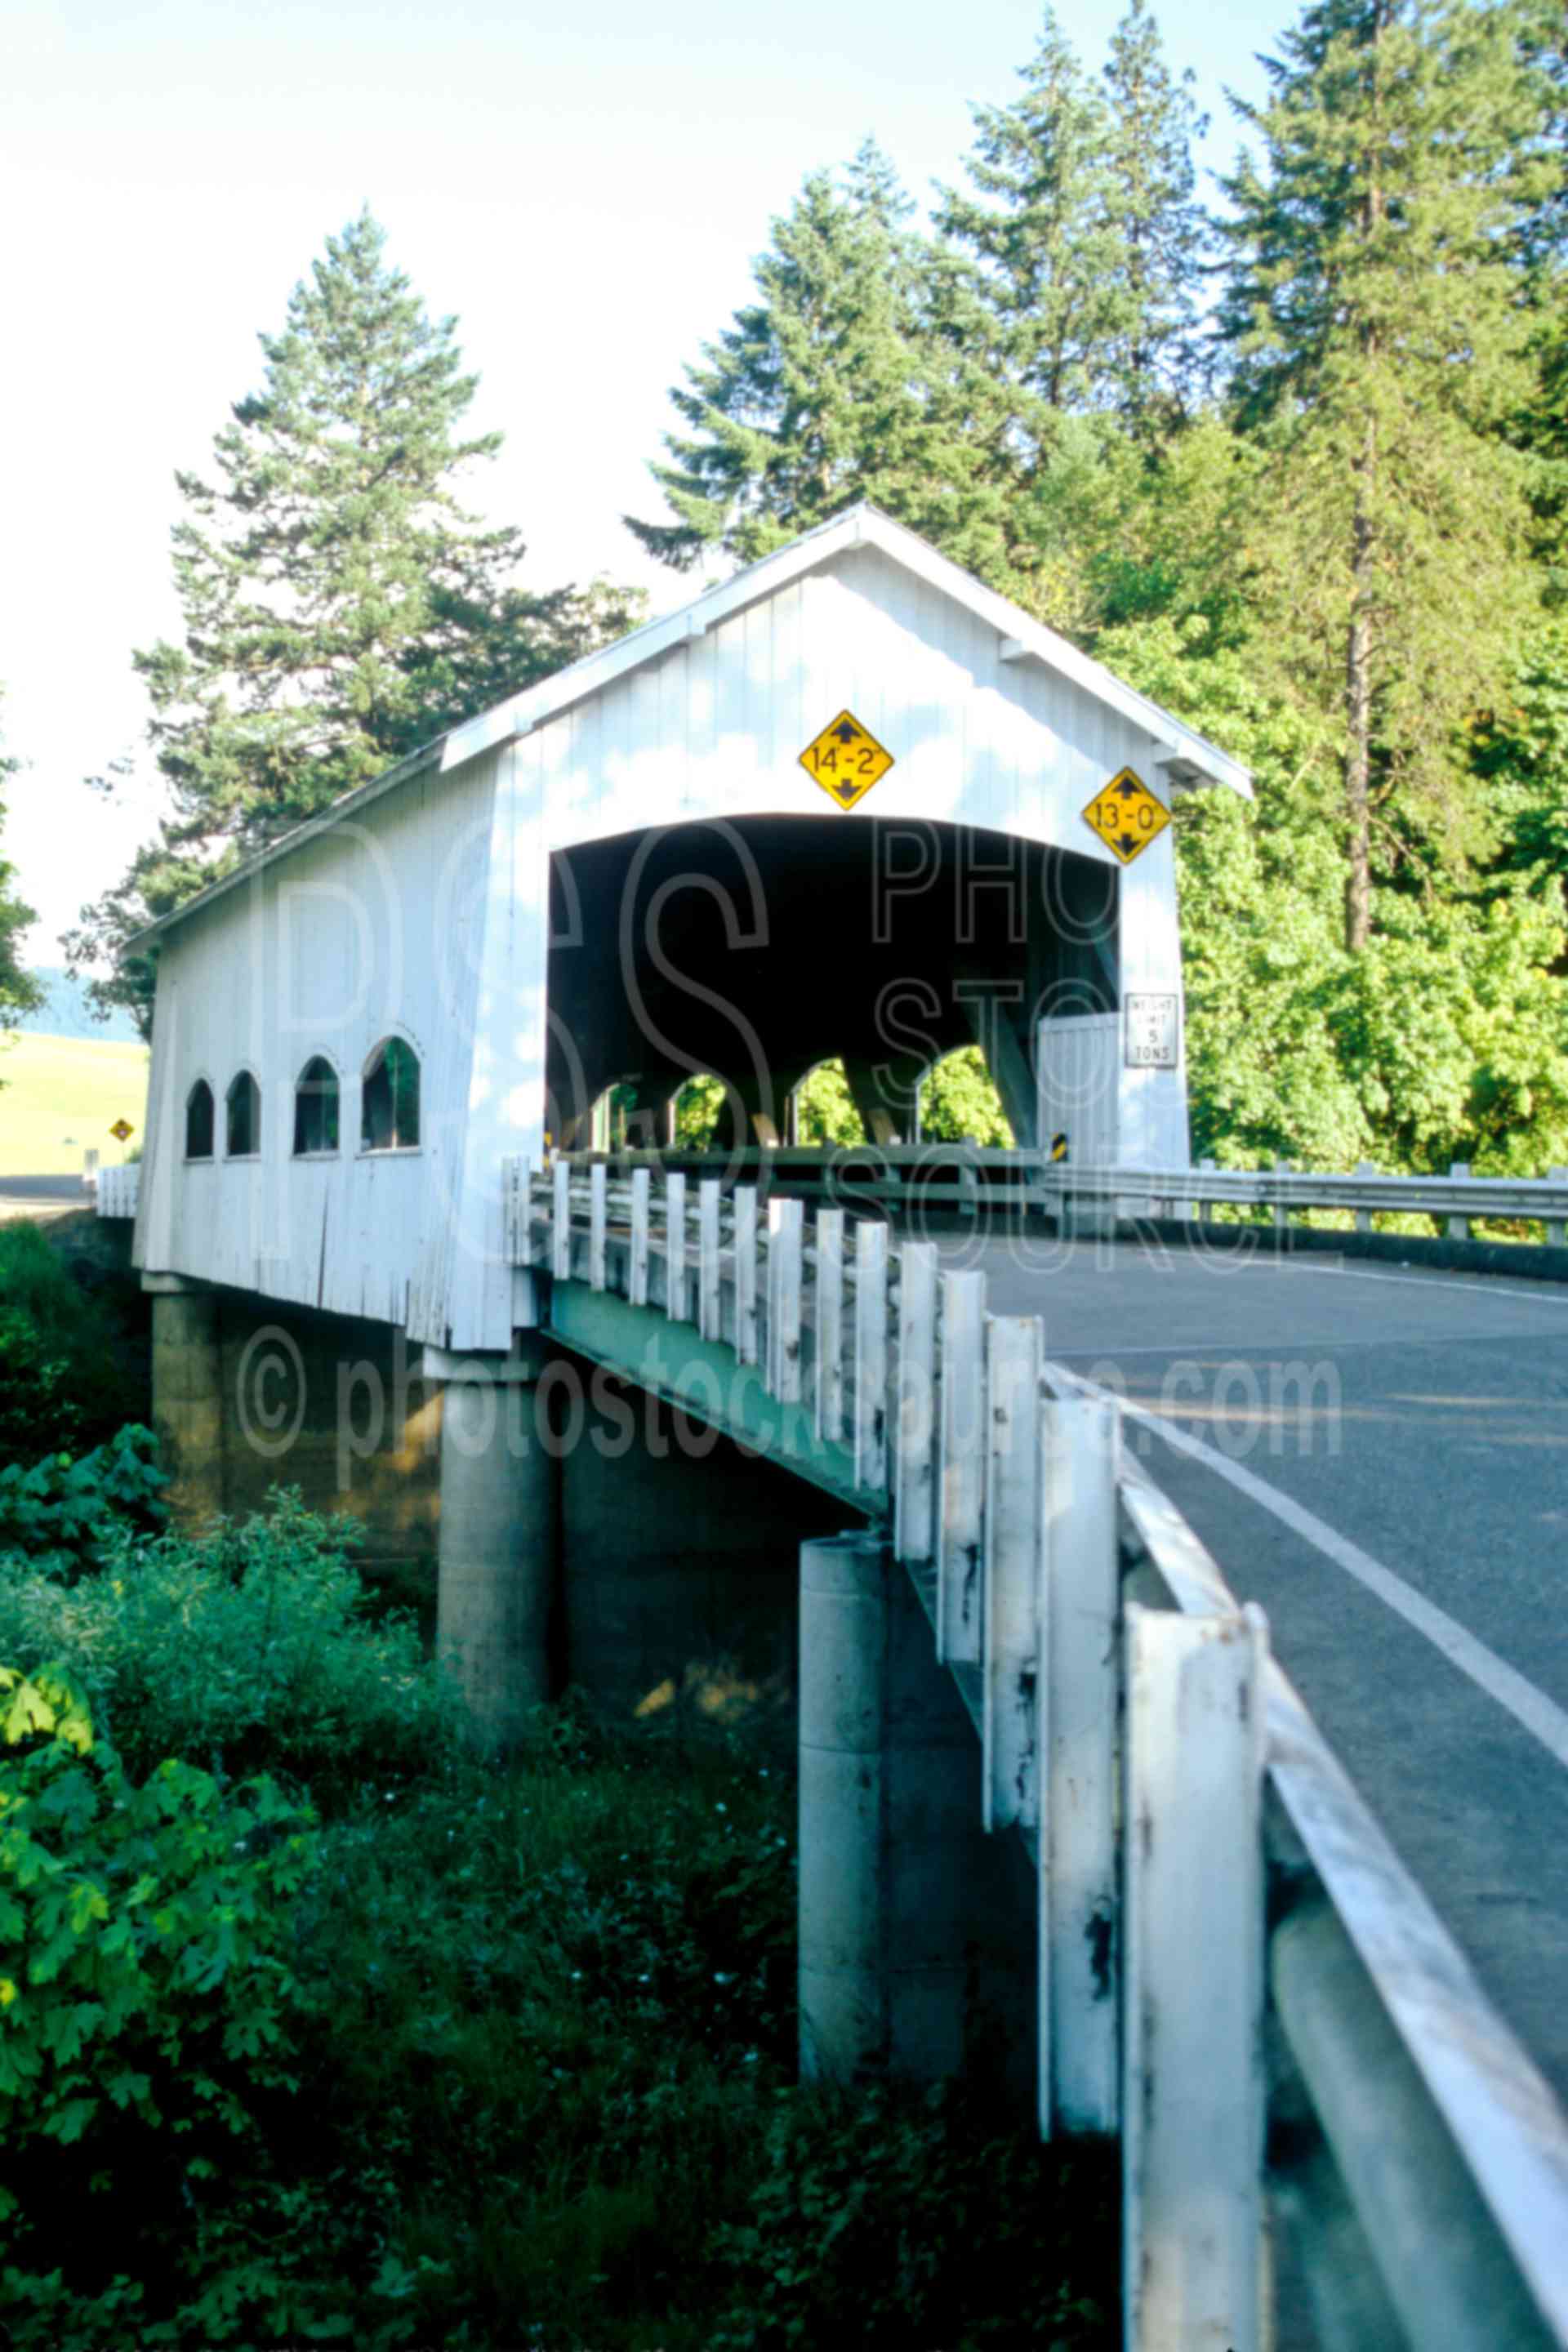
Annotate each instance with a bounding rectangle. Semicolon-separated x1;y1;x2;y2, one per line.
545;815;1117;1153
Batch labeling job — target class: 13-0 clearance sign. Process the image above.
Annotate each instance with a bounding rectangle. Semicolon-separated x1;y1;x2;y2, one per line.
1080;768;1170;865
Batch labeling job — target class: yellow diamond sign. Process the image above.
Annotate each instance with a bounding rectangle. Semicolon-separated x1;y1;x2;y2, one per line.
800;709;893;811
109;1119;134;1143
1081;768;1171;865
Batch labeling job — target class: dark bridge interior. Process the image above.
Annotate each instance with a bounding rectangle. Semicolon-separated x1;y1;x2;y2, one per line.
545;816;1117;1149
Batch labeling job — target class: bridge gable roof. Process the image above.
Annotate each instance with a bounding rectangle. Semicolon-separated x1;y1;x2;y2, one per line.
131;503;1250;947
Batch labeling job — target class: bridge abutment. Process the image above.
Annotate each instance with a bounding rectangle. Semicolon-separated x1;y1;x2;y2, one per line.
799;1532;1033;2098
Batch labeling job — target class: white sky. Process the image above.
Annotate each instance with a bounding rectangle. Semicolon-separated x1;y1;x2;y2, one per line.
0;0;1272;961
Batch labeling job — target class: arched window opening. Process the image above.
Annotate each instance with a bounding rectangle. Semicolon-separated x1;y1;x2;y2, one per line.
361;1036;420;1152
293;1056;341;1156
185;1080;214;1160
225;1071;261;1158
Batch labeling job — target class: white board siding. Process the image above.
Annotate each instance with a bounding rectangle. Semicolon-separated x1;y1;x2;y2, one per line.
521;550;1175;866
136;749;502;1338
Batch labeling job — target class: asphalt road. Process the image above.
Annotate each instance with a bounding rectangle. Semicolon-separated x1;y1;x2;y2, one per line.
946;1227;1568;2116
0;1173;93;1203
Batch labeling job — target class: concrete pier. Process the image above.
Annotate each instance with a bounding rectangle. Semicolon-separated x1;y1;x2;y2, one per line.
145;1276;225;1525
798;1531;1033;2095
434;1339;559;1745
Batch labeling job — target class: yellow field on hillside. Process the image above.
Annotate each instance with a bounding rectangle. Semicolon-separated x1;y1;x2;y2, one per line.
0;1032;151;1176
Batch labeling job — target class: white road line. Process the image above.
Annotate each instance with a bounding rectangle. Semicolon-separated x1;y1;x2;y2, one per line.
1295;1263;1568;1311
1053;1360;1568;1773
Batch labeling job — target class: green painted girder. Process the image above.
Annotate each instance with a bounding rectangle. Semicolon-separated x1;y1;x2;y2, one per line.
546;1281;873;1519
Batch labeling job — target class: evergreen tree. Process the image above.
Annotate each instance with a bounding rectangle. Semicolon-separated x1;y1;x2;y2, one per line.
627;151;1013;581
69;212;638;1023
936;11;1123;413
1101;0;1210;434
1217;0;1555;951
0;696;42;1041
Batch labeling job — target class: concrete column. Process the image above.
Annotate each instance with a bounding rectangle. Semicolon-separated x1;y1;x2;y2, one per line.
145;1276;225;1526
799;1530;1033;2093
434;1338;559;1747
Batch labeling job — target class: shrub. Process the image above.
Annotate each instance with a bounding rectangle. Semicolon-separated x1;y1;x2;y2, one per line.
0;1223;141;1467
710;2082;1117;2349
0;1423;167;1575
0;1488;448;1805
0;1666;320;2339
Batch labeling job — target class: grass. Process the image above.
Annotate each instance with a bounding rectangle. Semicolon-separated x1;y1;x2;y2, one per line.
0;1030;149;1175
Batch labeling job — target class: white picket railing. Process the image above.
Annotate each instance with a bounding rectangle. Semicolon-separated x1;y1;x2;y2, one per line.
510;1152;1568;2352
96;1163;140;1220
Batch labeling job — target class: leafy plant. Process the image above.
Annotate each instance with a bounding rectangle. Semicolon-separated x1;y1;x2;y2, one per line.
0;1488;445;1804
0;1223;144;1469
0;1424;167;1577
0;1667;319;2334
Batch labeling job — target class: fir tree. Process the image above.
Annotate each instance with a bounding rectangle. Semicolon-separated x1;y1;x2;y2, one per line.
627;151;1013;581
1101;0;1210;434
69;212;638;1022
936;11;1124;414
1217;0;1554;951
0;695;42;1040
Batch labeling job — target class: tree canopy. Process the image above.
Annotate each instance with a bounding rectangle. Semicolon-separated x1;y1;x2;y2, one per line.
631;0;1568;1178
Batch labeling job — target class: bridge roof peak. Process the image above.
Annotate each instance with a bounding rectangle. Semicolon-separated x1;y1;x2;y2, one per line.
129;503;1249;949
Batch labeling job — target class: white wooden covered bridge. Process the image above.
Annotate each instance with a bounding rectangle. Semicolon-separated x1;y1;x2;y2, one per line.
127;501;1248;1355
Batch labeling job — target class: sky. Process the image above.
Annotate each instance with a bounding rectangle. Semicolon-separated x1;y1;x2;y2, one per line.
0;0;1276;965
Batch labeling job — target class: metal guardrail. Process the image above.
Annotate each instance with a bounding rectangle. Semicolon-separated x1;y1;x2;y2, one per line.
510;1153;1568;2352
542;1143;1568;1243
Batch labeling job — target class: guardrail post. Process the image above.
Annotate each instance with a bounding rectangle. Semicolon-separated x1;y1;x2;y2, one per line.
1200;1156;1216;1223
937;1272;986;1664
1040;1396;1120;2139
589;1162;608;1291
1273;1155;1290;1238
814;1209;845;1442
1123;1601;1267;2352
854;1221;889;1494
894;1242;939;1565
1549;1169;1568;1250
734;1185;759;1364
698;1178;721;1339
1354;1161;1376;1233
551;1160;571;1281
1447;1161;1472;1240
982;1315;1042;1835
665;1171;688;1321
769;1196;804;1401
630;1167;650;1306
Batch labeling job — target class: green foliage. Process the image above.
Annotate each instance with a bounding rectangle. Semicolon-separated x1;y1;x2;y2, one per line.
68;211;642;1027
794;1057;863;1144
0;1669;318;2332
0;1222;145;1468
0;1426;167;1578
0;1489;445;1803
710;2082;1116;2349
920;1048;1013;1146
